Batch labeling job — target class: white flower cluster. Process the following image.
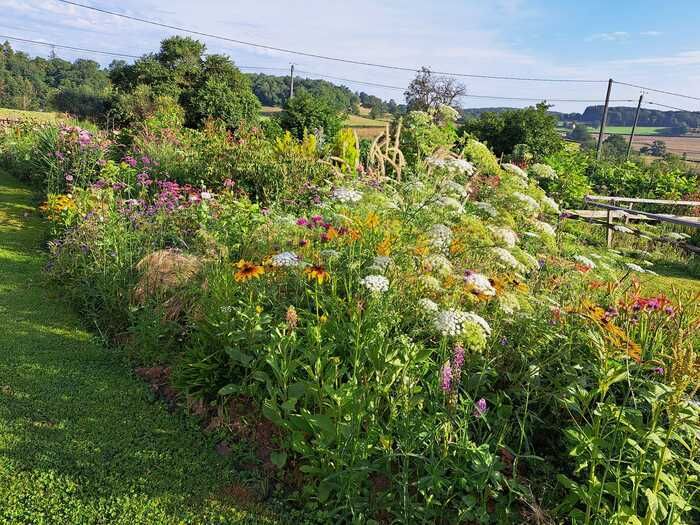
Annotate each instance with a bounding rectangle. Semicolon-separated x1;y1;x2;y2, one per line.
437;196;464;212
473;201;498;218
360;274;390;294
513;192;541;213
489;226;519;248
625;262;645;273
574;255;597;269
429;224;453;251
270;251;300;267
492;247;526;272
418;298;439;315
541;195;560;214
613;225;634;234
533;220;556;237
320;249;340;259
368;255;392;273
434;308;491;337
425;254;454;275
502;163;528;180
528;163;557;180
464;272;496;296
331;187;363;203
442;180;469;197
426;157;476;175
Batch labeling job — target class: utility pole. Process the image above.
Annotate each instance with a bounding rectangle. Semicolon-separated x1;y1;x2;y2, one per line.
626;93;644;160
289;64;295;99
596;78;613;160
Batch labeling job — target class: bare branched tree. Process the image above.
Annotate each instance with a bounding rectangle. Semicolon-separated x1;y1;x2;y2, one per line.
404;67;466;112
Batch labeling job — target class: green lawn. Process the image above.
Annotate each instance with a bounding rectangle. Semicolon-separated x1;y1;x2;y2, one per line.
0;170;275;524
604;126;669;136
0;108;62;122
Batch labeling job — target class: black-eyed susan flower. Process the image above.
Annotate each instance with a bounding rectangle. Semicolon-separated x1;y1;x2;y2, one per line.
234;259;265;282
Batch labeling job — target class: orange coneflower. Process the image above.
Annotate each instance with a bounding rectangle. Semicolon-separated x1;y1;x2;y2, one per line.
305;264;329;285
234;259;265;282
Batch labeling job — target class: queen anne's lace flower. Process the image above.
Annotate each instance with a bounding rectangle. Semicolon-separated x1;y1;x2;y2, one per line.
434;309;492;345
270;251;300;267
574;255;597;269
418;298;439;314
502;163;528;180
320;249;340;259
360;275;390;293
533;220;556;237
625;262;646;273
613;225;634;234
331;187;363;203
464;272;496;296
541;195;560;214
492;247;526;272
489;226;519;247
429;224;452;251
473;201;498;217
513;192;541;213
437;196;464;212
425;254;453;275
427;157;475;175
368;255;392;273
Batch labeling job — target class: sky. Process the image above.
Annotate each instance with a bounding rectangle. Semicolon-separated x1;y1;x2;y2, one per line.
1;0;699;113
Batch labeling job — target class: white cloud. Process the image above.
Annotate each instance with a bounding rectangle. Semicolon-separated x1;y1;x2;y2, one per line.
586;31;629;42
640;31;662;37
610;50;700;66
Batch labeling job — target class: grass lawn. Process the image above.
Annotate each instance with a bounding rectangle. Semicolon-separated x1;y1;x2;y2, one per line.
0;108;62;122
604;126;670;136
640;259;700;297
0;170;275;524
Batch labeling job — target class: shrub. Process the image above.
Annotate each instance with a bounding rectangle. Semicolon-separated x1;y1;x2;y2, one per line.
279;90;344;142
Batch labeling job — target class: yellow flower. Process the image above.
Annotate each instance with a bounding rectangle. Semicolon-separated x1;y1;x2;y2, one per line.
305;264;329;285
256;305;263;314
364;212;380;229
234;259;265;282
319;314;328;323
377;235;392;256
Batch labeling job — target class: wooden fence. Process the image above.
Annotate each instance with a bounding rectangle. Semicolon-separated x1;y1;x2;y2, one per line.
564;195;700;253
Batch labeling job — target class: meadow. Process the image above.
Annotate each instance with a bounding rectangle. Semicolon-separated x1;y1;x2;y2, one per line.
0;101;698;525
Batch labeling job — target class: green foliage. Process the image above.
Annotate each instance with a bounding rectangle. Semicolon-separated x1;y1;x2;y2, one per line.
279;90;344;141
462;137;501;176
602;134;629;160
568;124;596;149
401;110;458;167
249;72;360;112
461;102;564;160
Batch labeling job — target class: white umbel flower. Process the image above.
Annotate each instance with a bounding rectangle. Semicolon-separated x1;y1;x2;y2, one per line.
425;254;453;275
270;251;300;267
464;272;496;296
427;157;476;175
613;225;634;234
541;195;560;214
442;180;469;197
434;308;491;337
437;196;464;212
533;220;556;237
473;201;498;217
418;298;439;314
625;262;646;273
502;163;528;180
574;255;597;269
489;226;519;247
492;247;526;272
331;187;363;203
513;192;541;213
360;274;389;293
429;224;452;251
368;255;392;273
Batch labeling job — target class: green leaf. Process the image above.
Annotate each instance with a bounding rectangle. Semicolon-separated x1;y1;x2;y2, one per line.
218;383;241;396
270;450;287;469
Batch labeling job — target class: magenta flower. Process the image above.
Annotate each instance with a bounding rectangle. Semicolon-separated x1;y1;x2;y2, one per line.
440;361;452;393
122;156;137;168
64;174;74;182
223;178;235;188
652;367;665;376
473;398;488;417
296;217;309;227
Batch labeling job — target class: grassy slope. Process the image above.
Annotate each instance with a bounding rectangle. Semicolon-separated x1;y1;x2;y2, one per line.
0;108;61;122
0;170;273;524
604;126;669;136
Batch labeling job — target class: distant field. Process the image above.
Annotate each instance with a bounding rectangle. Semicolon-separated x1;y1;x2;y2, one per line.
0;108;62;122
605;126;669;136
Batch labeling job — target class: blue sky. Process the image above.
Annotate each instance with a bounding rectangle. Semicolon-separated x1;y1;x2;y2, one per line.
1;0;699;112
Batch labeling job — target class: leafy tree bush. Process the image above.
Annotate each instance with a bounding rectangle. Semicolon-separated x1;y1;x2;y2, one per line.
400;110;458;168
279;90;344;141
460;102;564;160
602;134;629;160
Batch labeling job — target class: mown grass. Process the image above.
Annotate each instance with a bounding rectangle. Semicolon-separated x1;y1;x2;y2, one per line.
0;108;62;122
604;126;670;136
0;169;275;524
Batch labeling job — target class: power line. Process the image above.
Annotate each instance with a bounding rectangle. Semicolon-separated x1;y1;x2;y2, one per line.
614;81;700;102
645;100;700;113
54;0;608;83
0;34;140;58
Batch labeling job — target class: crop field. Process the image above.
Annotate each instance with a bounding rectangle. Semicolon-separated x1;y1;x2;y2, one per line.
0;108;62;122
605;126;670;136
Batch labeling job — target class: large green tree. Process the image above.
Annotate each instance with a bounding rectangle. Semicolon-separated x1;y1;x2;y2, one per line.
279;90;344;140
460;102;564;160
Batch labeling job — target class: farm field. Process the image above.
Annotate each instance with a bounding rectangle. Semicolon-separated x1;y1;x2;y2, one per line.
604;126;670;136
0;108;62;122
